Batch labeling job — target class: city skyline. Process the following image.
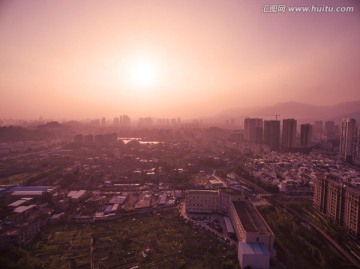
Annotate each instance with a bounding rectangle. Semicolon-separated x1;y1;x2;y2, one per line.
1;0;360;120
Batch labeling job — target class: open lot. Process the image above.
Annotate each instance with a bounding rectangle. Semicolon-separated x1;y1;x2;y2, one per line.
25;208;238;269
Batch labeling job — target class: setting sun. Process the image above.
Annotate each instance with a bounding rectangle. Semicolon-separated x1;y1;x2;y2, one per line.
129;61;158;88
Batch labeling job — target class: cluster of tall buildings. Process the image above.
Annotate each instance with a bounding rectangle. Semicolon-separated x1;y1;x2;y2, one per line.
243;118;342;152
90;116;181;129
89;115;131;128
244;118;314;151
313;176;360;239
113;115;131;128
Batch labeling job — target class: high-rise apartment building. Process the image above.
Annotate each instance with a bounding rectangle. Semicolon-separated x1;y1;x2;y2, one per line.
356;126;360;165
325;121;335;140
101;117;106;127
113;117;120;127
300;124;313;147
314;121;323;140
313;176;360;239
244;118;263;144
263;120;280;151
339;118;357;162
138;117;153;128
119;115;131;128
282;119;297;150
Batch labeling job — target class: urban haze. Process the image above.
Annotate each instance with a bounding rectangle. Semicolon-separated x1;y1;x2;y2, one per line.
0;1;360;269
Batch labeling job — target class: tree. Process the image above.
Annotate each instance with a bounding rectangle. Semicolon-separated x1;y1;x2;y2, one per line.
0;247;42;269
40;191;53;205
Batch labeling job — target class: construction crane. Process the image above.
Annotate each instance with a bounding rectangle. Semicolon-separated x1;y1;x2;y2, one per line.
261;114;281;120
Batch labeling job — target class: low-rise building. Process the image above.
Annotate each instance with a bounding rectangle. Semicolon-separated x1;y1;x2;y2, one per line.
230;201;274;255
67;190;87;202
185;190;219;213
0;205;51;250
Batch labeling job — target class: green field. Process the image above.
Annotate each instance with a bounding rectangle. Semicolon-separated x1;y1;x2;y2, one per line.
1;209;238;269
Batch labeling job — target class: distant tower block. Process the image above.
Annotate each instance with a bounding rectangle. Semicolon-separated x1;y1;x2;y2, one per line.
314;121;323;140
244;118;263;144
300;124;313;147
340;118;357;162
264;120;280;151
282;119;297;150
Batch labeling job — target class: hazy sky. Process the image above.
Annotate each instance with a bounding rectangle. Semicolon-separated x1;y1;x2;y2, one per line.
1;0;359;120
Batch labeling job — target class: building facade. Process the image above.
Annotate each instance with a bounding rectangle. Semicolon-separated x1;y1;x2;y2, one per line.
263;120;280;151
300;124;313;147
355;126;360;165
314;121;323;141
339;118;357;162
325;121;335;140
282;119;297;150
185;190;219;213
244;118;263;144
313;176;360;239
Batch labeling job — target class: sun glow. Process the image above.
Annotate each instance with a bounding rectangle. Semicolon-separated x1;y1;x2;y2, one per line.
129;61;158;88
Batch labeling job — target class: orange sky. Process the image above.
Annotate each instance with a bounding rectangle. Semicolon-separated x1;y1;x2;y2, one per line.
1;0;359;120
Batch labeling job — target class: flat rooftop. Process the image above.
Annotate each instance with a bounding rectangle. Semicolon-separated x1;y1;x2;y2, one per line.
67;190;86;199
232;201;270;234
13;204;36;213
11;186;55;192
11;191;44;196
188;190;218;194
8;198;32;207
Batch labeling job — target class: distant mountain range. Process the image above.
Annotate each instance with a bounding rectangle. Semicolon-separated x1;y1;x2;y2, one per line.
213;100;360;124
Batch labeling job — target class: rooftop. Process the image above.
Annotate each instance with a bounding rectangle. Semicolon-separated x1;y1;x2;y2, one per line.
67;190;86;199
8;199;30;207
10;186;55;192
13;204;36;214
188;190;218;194
232;201;270;234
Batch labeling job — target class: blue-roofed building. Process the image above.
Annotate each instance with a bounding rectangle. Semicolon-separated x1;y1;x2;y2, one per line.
0;185;16;197
6;186;58;201
238;242;270;269
9;186;58;196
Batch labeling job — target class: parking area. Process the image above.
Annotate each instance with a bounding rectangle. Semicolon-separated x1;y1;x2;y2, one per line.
179;204;236;247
